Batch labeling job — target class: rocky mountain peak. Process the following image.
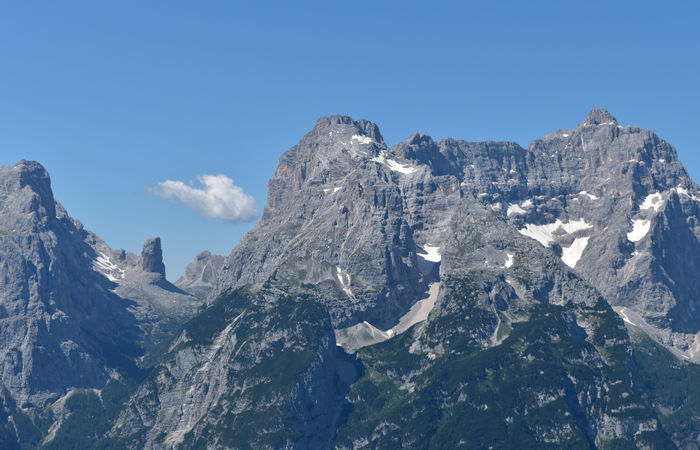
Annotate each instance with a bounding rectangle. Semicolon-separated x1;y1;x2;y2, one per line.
195;250;212;260
1;160;56;218
175;250;225;299
5;111;698;449
406;132;433;146
312;115;385;146
141;236;166;276
262;115;389;223
580;107;618;126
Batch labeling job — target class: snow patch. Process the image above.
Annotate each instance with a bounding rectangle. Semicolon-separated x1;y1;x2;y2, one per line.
671;185;700;200
507;204;526;216
371;152;419;174
559;219;593;234
336;267;354;299
518;219;592;247
417;244;441;263
507;199;533;216
93;252;125;282
491;203;502;212
578;191;598;200
323;186;342;194
519;222;561;247
640;192;662;211
671;185;700;202
673;185;690;196
561;237;590;268
627;219;650;242
618;308;636;326
351;134;373;145
504;253;514;268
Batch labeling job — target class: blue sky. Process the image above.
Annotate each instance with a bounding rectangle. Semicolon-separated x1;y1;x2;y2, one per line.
1;1;698;278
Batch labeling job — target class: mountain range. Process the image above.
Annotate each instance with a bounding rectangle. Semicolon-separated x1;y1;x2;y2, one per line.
1;109;700;448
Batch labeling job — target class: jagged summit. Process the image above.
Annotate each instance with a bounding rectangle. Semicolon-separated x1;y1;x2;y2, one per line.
0;161;205;414
11;158;50;176
314;114;384;138
313;114;385;145
132;109;700;448
406;131;433;146
3;110;698;448
1;160;56;218
580;107;618;126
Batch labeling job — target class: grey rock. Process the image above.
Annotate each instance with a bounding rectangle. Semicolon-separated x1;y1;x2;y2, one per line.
213;115;441;330
222;108;699;361
456;108;700;360
174;250;225;300
0;160;202;420
7;108;700;447
580;107;619;126
120;111;694;447
141;236;166;277
111;283;354;449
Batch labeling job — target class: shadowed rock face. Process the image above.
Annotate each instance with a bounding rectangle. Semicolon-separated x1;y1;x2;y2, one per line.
0;161;201;414
141;236;166;277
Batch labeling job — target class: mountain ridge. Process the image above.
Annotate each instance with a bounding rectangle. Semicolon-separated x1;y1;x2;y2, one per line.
0;159;206;445
3;109;700;447
114;107;700;448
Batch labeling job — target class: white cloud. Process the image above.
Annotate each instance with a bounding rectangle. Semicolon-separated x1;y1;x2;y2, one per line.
149;174;259;222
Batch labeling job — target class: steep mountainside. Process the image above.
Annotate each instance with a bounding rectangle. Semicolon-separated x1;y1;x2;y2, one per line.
0;161;202;446
113;110;700;448
442;108;700;360
3;109;700;448
213;109;700;360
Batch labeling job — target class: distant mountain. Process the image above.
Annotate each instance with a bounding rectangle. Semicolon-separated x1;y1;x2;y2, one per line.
174;251;225;300
4;110;700;448
0;161;202;446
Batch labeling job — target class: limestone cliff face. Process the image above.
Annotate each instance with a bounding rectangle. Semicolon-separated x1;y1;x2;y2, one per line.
141;236;166;277
211;109;700;360
453;108;700;359
111;284;356;449
0;161;201;422
124;110;700;447
174;250;225;300
5;108;700;448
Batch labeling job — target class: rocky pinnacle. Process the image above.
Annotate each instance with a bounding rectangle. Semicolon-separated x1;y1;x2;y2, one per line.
141;236;166;277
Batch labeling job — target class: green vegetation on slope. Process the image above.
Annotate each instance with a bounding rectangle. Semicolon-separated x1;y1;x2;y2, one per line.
631;328;700;447
335;277;674;449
